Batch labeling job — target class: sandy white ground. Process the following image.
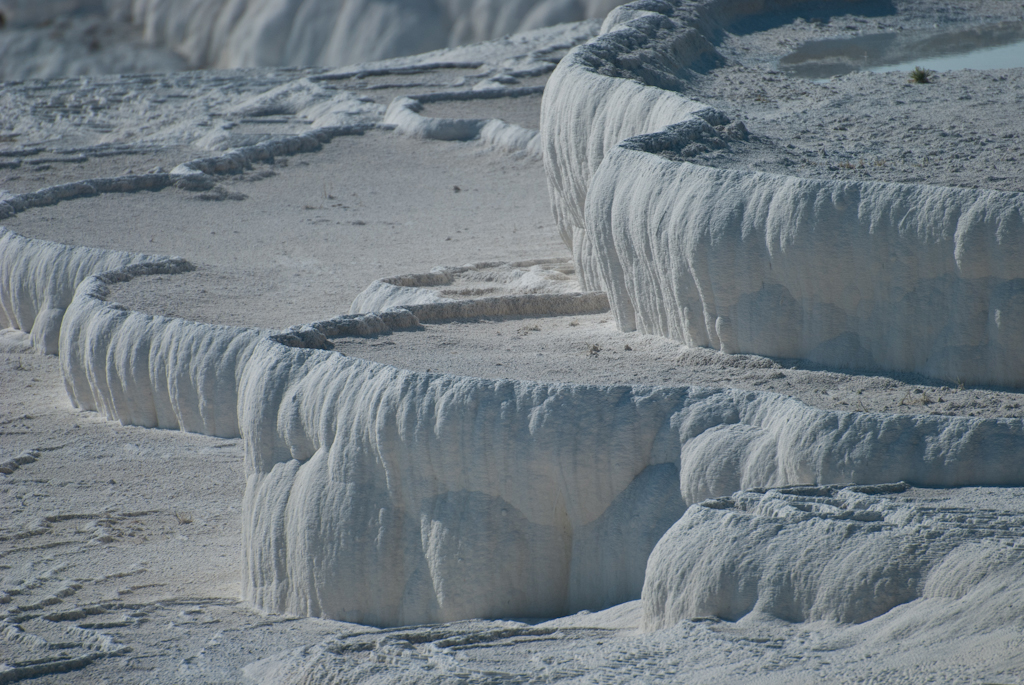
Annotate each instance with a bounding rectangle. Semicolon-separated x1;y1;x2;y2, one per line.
2;2;1024;683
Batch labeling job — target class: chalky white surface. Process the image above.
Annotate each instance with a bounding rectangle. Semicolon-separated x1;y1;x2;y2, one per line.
542;0;1024;385
2;0;1024;682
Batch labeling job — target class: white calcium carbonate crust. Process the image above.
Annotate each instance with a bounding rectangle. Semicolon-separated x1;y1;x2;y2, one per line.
8;203;1024;628
7;0;1024;624
587;151;1024;385
642;484;1024;629
237;332;1024;625
541;0;1024;384
124;0;627;68
60;275;262;437
0;227;184;355
348;260;585;314
541;0;736;288
349;280;456;313
384;97;541;157
541;67;715;291
238;340;690;624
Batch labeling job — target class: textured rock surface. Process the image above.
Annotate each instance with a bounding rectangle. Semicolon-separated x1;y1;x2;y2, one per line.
4;0;1023;633
542;0;1024;385
239;344;690;624
588;152;1024;385
5;4;1024;680
349;259;602;317
127;0;625;68
38;227;1024;626
0;0;626;76
642;483;1024;629
0;227;187;355
61;274;262;437
384;93;542;157
237;345;1024;624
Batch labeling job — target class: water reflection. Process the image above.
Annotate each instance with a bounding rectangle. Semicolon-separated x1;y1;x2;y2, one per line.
780;21;1024;80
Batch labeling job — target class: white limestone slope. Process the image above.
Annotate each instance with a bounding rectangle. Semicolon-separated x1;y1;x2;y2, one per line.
642;484;1024;630
238;341;1024;625
588;154;1024;385
0;11;186;81
6;0;1024;629
541;0;1024;385
238;343;690;624
0;0;613;79
0;227;188;355
384;96;542;157
60;274;262;437
122;0;625;68
348;259;595;314
540;1;727;290
25;223;1024;627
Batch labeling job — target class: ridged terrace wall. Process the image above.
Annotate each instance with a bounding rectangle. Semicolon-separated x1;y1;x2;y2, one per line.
541;0;1024;386
5;2;1024;625
641;483;1024;629
24;226;1021;625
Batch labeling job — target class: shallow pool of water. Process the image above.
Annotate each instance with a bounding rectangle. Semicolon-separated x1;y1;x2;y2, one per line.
780;21;1024;80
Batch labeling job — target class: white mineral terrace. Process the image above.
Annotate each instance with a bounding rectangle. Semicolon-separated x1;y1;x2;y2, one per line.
2;0;1024;683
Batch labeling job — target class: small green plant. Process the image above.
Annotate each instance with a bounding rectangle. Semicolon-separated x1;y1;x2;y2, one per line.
909;66;933;84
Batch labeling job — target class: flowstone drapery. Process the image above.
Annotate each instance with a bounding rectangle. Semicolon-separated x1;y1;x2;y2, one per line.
3;0;1023;632
542;0;1024;387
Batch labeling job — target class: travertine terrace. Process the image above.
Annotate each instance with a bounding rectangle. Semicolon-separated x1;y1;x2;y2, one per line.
3;1;1024;682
